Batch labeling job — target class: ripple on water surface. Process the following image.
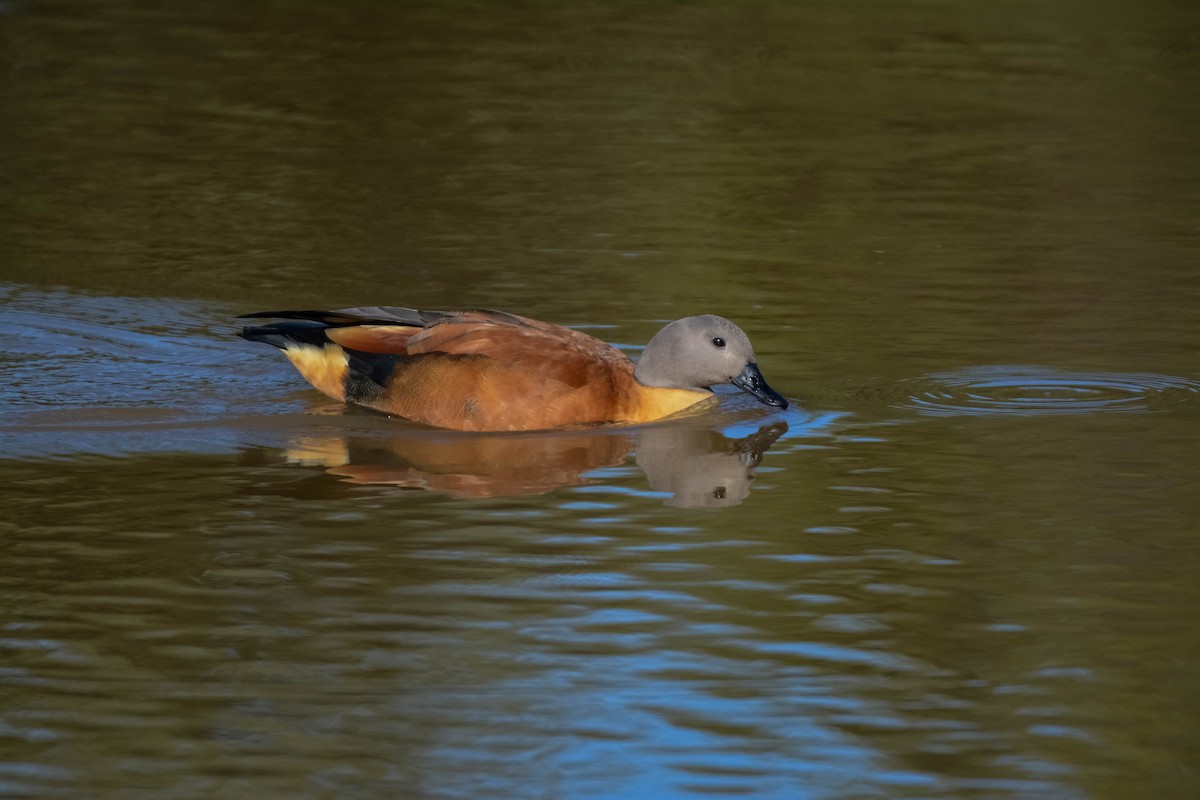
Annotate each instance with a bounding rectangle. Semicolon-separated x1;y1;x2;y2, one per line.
859;366;1200;418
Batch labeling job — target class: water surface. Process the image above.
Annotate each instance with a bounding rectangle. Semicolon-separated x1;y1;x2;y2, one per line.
2;1;1199;798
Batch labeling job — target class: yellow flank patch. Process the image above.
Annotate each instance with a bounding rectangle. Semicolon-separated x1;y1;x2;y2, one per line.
283;344;348;402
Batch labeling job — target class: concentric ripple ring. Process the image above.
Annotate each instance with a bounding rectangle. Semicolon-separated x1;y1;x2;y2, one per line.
892;366;1200;417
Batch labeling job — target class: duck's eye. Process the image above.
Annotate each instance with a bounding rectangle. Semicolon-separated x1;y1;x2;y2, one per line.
712;337;726;348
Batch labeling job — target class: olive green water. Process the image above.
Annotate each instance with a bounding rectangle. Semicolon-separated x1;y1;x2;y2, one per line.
2;1;1199;798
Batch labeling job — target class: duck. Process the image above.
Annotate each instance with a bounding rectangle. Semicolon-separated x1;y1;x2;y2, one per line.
238;305;787;432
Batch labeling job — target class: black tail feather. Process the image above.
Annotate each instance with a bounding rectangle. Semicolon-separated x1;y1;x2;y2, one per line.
239;320;332;349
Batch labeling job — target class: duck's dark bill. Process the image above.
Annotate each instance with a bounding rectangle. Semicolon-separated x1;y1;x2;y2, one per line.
731;362;789;409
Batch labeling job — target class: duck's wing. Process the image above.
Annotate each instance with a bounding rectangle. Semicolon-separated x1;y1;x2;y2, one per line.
239;307;450;327
402;310;631;389
305;308;630;388
239;307;444;354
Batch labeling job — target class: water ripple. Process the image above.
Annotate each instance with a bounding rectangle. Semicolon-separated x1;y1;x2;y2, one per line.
864;366;1200;417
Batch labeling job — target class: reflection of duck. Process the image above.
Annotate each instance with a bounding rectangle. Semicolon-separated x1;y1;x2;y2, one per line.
280;419;788;507
239;306;786;431
286;429;633;499
636;421;788;508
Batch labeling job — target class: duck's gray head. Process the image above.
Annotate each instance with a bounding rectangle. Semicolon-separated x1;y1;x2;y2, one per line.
634;315;788;409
